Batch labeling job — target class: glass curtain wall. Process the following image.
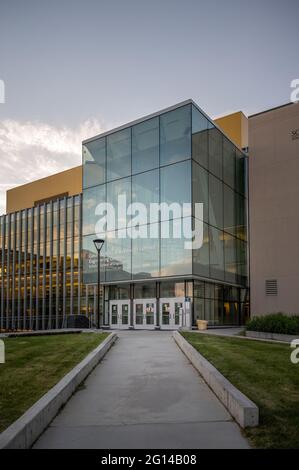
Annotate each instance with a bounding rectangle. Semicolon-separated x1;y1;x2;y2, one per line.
0;195;82;331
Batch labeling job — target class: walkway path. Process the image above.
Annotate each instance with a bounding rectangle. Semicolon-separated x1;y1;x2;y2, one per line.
34;331;249;449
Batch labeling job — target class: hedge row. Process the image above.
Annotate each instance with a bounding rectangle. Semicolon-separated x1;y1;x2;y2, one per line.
246;313;299;335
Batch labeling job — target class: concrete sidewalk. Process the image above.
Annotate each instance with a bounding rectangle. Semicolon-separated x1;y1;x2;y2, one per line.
33;330;250;449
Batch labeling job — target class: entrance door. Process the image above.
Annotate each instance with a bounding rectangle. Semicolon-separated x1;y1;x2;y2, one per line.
160;298;184;329
109;300;130;329
133;299;156;329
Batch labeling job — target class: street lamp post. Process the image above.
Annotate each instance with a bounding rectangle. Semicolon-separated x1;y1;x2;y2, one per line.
93;239;105;330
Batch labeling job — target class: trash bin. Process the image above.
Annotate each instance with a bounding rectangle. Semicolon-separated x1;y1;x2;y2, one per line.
196;320;208;330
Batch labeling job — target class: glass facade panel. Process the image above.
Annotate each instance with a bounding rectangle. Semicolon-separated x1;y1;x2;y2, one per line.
132;169;159;225
223;137;236;188
193;222;210;277
192;105;208;169
107;177;131;229
132;224;159;279
223;184;236;236
160;281;184;298
132;117;159;174
160;219;192;276
160;105;191;166
105;229;132;282
160;160;191;221
224;233;237;283
107;128;131;181
192;161;208;222
83;138;106;188
209;126;223;179
134;282;156;299
209;226;224;280
209;174;223;229
82;184;105;236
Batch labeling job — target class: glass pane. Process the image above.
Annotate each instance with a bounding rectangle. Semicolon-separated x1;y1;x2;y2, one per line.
132;224;159;279
175;302;182;325
83;185;106;236
134;282;156;299
83;138;106;188
237;239;247;284
162;303;170;325
224;233;237;284
135;303;143;324
107;128;131;181
236;150;246;195
192;161;208;222
236;194;247;241
209;174;223;229
193;222;210;277
107;177;131;229
160;281;184;297
194;297;205;322
122;304;129;324
192;105;208;169
132;169;159;225
82;234;105;284
209;226;224;280
111;304;118;324
160;220;192;276
223;185;236;236
146;303;155;324
160;105;191;166
223;137;236;188
160;160;191;221
105;229;132;281
132;117;159;173
209;126;223;179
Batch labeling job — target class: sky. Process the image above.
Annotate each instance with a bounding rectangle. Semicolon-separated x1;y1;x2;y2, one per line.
0;0;298;214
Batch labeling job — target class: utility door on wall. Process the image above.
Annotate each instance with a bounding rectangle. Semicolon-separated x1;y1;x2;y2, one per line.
159;297;184;329
109;300;130;329
133;299;156;329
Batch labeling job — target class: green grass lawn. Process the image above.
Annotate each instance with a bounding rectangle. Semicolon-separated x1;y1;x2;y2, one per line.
0;332;109;433
181;332;299;449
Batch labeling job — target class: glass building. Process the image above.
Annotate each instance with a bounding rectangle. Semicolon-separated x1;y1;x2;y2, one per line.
0;195;82;330
82;100;249;329
0;100;248;331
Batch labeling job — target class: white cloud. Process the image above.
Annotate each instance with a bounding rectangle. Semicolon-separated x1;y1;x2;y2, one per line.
0;118;107;215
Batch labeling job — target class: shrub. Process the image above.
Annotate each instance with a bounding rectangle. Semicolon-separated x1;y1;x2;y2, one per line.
246;313;299;335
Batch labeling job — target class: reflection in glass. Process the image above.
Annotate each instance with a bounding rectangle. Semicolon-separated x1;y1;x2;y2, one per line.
160;220;192;276
132;170;159;225
223;137;235;188
160;160;191;221
192;161;208;222
82;185;105;236
209;226;224;280
209;126;223;179
107;177;131;229
83;138;106;188
132;117;159;173
192;105;208;169
209;174;223;229
105;230;132;282
224;185;236;236
193;222;209;277
107;128;131;181
132;224;159;279
224;232;237;284
160;105;191;166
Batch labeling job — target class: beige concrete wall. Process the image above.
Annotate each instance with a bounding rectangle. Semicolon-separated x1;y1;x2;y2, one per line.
249;103;299;315
6;166;82;213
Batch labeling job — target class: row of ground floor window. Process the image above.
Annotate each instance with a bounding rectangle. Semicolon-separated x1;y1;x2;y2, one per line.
0;279;249;331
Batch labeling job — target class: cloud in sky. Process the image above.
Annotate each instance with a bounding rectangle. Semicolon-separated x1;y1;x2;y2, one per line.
0;118;107;215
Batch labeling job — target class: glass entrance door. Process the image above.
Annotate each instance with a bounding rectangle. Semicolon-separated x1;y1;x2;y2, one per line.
133;299;156;329
160;298;184;329
109;300;130;329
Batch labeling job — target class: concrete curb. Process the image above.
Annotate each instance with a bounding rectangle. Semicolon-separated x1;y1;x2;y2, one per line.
246;330;299;343
173;331;259;428
0;332;117;449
